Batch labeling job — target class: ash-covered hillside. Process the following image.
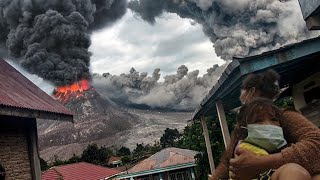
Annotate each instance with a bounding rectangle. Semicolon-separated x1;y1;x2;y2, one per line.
37;89;192;161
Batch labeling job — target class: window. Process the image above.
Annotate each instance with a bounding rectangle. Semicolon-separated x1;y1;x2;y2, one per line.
137;174;160;180
304;86;320;104
152;174;160;180
169;170;192;180
138;175;150;180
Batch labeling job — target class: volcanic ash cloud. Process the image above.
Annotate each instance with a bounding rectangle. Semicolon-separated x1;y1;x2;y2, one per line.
1;0;127;86
128;0;318;60
93;64;227;110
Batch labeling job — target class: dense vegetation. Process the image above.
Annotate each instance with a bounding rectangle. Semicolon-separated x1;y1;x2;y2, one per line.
40;142;162;171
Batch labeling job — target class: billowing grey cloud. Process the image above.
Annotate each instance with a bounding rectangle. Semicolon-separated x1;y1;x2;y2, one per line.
93;63;228;110
128;0;318;60
0;0;127;86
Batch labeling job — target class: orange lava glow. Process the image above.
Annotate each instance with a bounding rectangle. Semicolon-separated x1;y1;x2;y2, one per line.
54;80;90;103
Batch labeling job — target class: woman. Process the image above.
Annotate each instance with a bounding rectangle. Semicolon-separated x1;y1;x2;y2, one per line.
212;70;320;180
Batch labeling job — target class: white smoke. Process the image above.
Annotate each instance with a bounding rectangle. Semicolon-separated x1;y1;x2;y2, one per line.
93;63;228;110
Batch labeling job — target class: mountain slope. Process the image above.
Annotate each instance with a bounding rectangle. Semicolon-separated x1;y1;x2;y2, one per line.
37;89;191;161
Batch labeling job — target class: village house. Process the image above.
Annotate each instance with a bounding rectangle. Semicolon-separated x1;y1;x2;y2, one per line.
118;147;197;180
0;59;73;180
42;162;121;180
108;156;123;167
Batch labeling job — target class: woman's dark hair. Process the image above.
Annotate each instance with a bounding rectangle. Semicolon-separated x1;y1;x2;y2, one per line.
242;69;280;99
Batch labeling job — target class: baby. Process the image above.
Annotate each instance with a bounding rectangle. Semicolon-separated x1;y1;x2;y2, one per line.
229;97;287;179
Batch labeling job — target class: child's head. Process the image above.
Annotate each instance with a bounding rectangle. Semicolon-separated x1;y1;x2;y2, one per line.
236;98;287;152
237;97;283;127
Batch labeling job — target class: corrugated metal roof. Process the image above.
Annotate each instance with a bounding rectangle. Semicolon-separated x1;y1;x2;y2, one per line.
128;147;197;173
42;162;121;180
0;58;72;120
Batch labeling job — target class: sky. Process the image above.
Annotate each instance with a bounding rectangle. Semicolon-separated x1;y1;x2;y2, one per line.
89;10;224;77
7;9;223;94
3;0;314;111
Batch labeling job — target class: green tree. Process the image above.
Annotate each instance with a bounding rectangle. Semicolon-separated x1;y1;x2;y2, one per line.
40;158;49;171
176;112;237;180
160;128;181;148
67;154;81;164
274;97;294;108
121;156;131;164
117;146;131;156
81;144;113;166
149;141;162;154
132;143;146;159
52;155;66;166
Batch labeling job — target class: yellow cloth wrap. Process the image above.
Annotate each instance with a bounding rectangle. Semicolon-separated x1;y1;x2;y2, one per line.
237;142;269;156
229;142;269;179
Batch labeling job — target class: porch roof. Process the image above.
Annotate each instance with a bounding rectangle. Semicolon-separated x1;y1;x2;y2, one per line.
193;36;320;120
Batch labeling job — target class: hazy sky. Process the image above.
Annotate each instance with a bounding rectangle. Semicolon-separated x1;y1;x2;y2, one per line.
89;10;224;76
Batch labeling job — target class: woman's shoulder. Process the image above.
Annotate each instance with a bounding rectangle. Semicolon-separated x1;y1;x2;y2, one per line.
282;108;309;120
282;108;300;116
281;109;314;126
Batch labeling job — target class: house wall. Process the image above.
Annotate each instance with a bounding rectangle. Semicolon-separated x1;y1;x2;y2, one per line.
293;72;320;126
0;115;32;180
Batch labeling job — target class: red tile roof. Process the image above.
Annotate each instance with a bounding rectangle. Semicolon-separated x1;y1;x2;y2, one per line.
41;169;61;180
42;162;121;180
0;59;72;120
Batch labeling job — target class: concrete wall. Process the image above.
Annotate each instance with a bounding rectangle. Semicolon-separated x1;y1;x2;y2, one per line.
0;116;32;180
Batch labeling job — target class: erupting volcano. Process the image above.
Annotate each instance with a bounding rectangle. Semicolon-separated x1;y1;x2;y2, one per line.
54;80;91;103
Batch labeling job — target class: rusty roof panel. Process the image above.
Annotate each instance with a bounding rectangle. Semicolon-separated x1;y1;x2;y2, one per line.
42;162;120;180
0;59;72;119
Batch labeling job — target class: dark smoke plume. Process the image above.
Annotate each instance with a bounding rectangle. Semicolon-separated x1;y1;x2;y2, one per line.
0;0;127;86
93;63;227;110
128;0;317;60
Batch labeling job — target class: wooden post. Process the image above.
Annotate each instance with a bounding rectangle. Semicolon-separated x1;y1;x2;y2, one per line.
27;119;41;180
200;117;215;175
216;101;231;148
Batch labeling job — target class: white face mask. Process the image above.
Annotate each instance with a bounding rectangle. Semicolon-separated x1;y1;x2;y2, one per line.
243;124;287;153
